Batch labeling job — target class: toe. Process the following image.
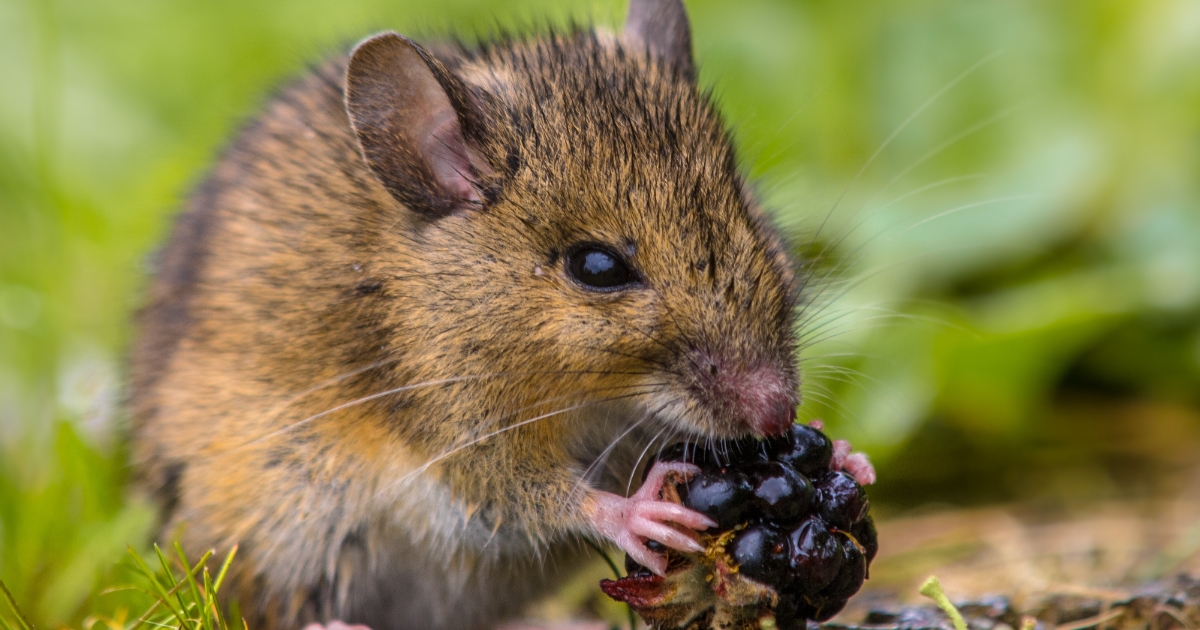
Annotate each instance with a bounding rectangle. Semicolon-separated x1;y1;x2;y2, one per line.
845;452;876;485
831;439;852;470
636;461;700;500
634;500;716;530
620;533;668;575
629;515;704;554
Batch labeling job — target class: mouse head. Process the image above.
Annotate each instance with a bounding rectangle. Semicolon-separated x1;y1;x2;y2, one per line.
345;0;800;444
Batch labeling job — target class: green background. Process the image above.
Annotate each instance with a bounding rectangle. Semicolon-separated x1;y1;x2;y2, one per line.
2;0;1199;624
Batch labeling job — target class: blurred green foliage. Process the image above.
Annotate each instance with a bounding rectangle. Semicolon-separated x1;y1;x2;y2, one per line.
1;0;1199;626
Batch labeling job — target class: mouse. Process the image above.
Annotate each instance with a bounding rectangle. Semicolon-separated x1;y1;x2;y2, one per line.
128;0;873;628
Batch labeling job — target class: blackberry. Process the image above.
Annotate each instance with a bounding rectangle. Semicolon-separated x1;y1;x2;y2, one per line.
814;470;869;530
680;468;754;529
748;461;812;522
787;516;843;594
796;594;849;623
604;424;875;629
773;594;804;630
851;515;878;566
819;534;867;600
769;423;833;477
728;525;791;586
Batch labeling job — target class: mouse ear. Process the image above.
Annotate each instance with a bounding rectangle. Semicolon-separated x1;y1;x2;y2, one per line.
623;0;694;80
345;32;492;217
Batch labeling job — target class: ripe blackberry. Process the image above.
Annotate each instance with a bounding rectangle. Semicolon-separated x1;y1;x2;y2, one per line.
728;525;791;586
819;534;867;600
680;468;754;529
773;594;804;630
602;423;875;630
814;470;868;530
787;516;843;594
769;423;833;477
851;515;878;566
794;593;849;623
748;461;812;522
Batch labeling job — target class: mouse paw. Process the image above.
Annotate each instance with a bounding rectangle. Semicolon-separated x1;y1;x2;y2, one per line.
587;461;716;576
831;438;876;485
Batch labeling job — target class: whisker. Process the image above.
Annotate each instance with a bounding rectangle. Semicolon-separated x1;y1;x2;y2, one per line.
807;49;1006;250
877;173;989;211
213;369;667;458
626;425;673;496
867;101;1028;205
466;381;674;439
569;407;663;505
218;374;501;456
246;357;405;429
382;387;669;496
898;194;1042;236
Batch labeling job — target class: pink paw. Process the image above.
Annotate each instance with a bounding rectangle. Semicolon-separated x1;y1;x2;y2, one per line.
587;460;716;576
830;438;876;485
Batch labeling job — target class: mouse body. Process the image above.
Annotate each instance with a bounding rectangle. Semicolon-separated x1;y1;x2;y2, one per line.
129;1;814;627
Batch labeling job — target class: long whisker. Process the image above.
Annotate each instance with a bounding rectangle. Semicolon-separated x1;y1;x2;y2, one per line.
790;193;1039;339
569;409;659;504
248;356;405;430
382;388;668;496
215;370;664;457
868;100;1027;202
792;225;1020;340
465;381;674;439
626;425;673;496
807;49;1006;248
874;174;989;213
552;341;678;374
217;374;496;456
898;194;1041;236
573;392;682;501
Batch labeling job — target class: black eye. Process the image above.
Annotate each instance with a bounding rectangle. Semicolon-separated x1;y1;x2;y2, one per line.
567;246;638;291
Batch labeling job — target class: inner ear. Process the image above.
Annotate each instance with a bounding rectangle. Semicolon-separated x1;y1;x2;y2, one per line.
345;32;492;216
623;0;694;79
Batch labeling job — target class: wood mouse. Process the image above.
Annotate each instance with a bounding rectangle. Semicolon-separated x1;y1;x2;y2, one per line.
129;0;872;627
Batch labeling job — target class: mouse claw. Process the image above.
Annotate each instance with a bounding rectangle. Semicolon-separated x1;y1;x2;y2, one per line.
586;460;715;576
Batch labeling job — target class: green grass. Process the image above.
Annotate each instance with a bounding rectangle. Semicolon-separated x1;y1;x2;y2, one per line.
0;422;154;625
0;542;244;630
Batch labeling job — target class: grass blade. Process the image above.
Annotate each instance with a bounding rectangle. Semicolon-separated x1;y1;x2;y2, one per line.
173;543;207;630
153;544;192;623
212;545;238;594
0;581;34;630
202;569;227;630
125;546;204;630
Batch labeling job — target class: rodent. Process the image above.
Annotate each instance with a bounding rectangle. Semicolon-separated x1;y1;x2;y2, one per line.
128;0;817;628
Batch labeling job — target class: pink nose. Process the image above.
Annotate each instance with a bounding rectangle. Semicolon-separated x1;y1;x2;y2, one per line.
736;366;796;436
701;356;797;437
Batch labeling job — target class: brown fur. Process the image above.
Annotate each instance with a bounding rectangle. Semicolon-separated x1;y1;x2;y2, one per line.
130;5;801;628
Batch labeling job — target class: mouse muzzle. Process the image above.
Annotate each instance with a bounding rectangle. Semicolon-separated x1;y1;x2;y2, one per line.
686;350;799;438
